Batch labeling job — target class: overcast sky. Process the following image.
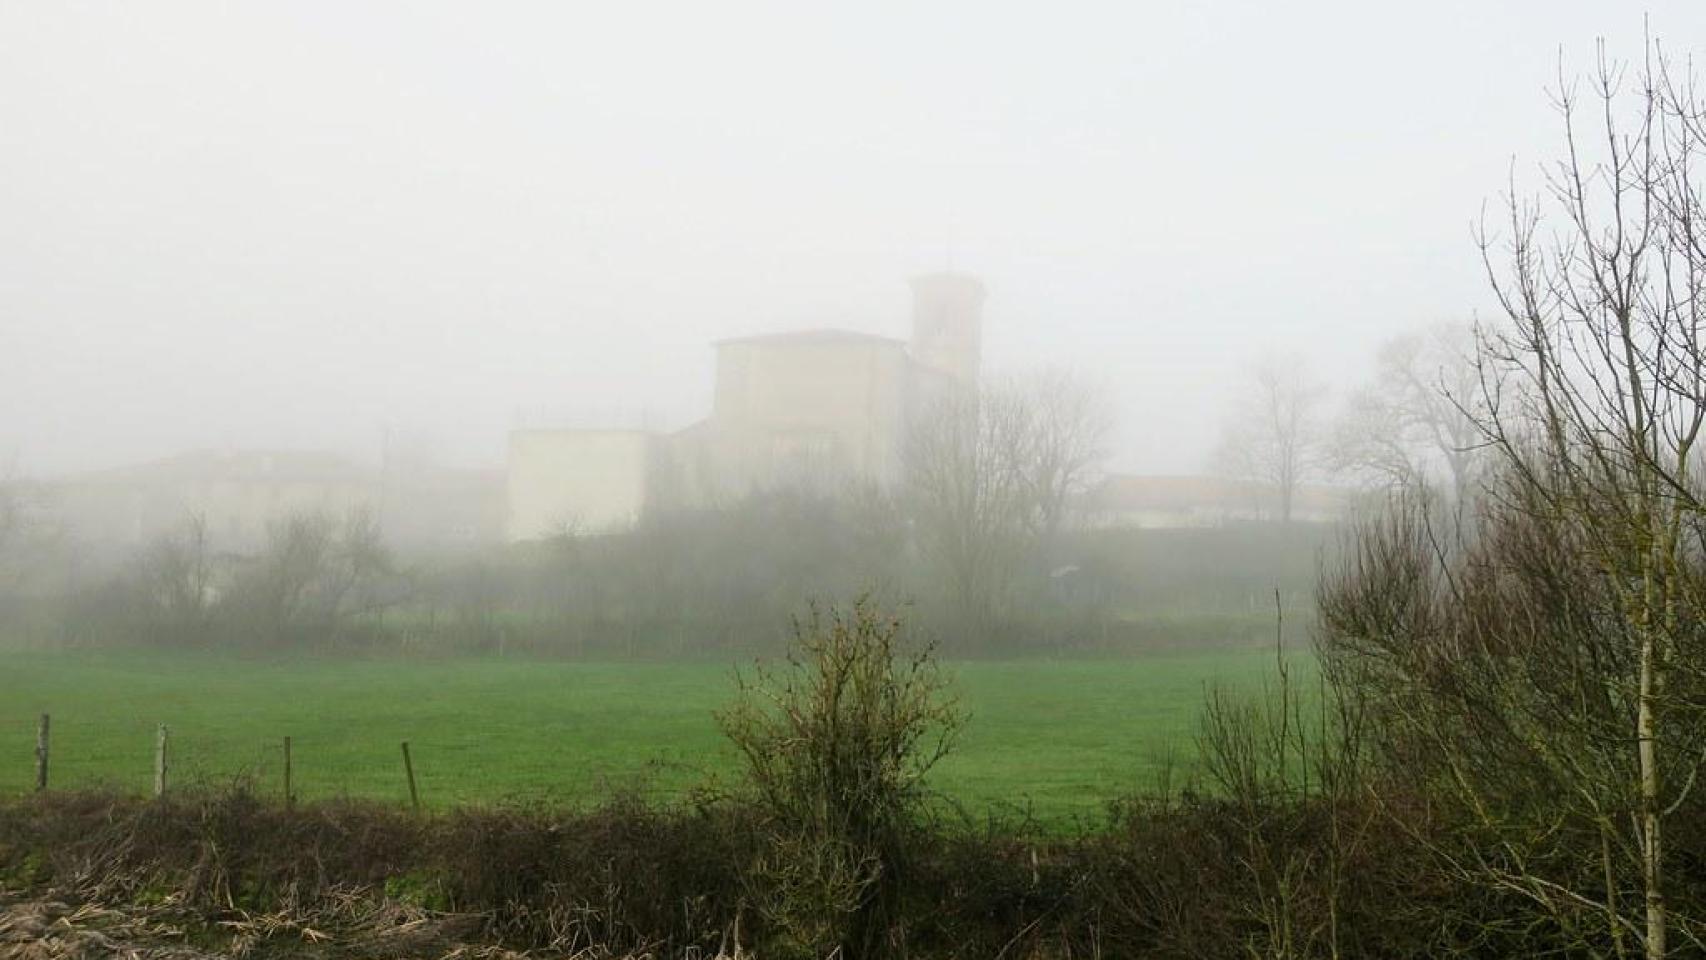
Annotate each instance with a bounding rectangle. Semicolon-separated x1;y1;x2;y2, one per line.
3;2;1703;476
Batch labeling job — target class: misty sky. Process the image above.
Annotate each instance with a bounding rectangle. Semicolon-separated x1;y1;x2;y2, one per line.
4;2;1704;477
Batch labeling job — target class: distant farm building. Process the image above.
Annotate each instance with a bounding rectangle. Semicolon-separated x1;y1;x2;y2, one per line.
46;449;504;554
49;450;375;551
1084;474;1350;528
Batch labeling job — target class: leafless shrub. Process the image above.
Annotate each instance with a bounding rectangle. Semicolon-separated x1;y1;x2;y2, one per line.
718;599;963;959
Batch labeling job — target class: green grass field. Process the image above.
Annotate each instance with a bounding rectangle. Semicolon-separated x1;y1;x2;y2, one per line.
0;648;1298;823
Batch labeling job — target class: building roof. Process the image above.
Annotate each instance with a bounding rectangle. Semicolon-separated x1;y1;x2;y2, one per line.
713;328;906;348
509;427;656;440
1087;474;1350;515
909;271;987;297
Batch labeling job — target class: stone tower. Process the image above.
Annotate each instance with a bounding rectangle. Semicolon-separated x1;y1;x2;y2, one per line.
908;272;986;388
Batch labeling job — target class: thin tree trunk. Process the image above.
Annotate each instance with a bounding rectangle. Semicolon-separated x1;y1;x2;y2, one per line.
1638;626;1665;958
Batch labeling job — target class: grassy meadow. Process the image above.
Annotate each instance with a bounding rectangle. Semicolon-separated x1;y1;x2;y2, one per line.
0;648;1300;823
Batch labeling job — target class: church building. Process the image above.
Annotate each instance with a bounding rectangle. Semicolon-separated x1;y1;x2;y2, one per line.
505;272;985;540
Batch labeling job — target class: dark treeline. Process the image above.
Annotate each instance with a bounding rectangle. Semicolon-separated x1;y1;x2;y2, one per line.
0;360;1332;658
4;487;1329;657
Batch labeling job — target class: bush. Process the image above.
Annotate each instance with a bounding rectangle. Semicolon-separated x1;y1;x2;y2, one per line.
718;599;963;959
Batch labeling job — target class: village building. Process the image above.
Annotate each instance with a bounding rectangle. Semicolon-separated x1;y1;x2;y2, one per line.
45;448;505;555
48;450;376;552
40;270;1353;555
505;272;986;541
1083;474;1351;528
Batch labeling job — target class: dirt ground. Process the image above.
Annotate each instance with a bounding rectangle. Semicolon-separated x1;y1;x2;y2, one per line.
0;890;559;960
1;894;225;960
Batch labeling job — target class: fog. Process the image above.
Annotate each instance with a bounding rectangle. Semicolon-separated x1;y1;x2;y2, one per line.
6;2;1701;476
14;12;1706;951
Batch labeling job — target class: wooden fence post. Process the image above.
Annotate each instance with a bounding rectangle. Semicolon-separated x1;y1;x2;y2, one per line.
283;736;293;809
34;714;49;792
154;724;169;797
400;741;419;812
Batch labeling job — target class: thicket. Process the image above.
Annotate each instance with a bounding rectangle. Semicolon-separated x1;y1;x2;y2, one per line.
0;784;1534;959
1308;40;1706;958
13;514;1706;960
53;510;403;650
0;597;1548;959
28;487;1330;656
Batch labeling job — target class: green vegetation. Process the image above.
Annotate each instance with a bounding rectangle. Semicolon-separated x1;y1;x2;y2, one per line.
0;647;1290;822
720;602;967;957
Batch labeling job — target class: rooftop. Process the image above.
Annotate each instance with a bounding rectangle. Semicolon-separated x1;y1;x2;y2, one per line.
713;328;906;348
1087;474;1352;514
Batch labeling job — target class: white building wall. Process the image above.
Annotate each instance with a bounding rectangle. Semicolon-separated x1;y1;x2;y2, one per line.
709;337;911;494
506;430;654;541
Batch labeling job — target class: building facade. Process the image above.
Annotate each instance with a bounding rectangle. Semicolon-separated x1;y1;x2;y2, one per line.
48;450;378;553
46;448;506;557
1083;474;1351;528
505;272;985;541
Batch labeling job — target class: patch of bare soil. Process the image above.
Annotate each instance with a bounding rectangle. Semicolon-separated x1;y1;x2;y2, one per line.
0;889;558;960
0;894;220;960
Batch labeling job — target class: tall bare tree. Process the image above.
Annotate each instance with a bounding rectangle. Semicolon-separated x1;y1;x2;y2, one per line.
1323;42;1706;959
1330;324;1485;502
0;473;28;614
136;514;215;642
1214;353;1327;523
1476;45;1706;957
0;480;19;555
0;469;62;608
1012;367;1115;553
904;370;1112;636
905;384;1035;633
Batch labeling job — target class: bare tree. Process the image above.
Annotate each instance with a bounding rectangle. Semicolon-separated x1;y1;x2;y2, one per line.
1330;324;1485;502
1214;353;1327;523
0;473;30;623
1323;42;1706;959
0;460;48;560
223;508;397;646
136;514;215;642
904;384;1034;634
0;480;19;555
1012;367;1115;552
1475;45;1706;958
903;369;1112;638
0;469;66;620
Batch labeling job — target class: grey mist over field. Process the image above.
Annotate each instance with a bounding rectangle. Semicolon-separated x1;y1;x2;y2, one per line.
3;1;1701;477
16;8;1706;956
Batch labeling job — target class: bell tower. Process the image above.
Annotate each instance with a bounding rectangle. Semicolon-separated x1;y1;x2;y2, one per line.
909;272;985;389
